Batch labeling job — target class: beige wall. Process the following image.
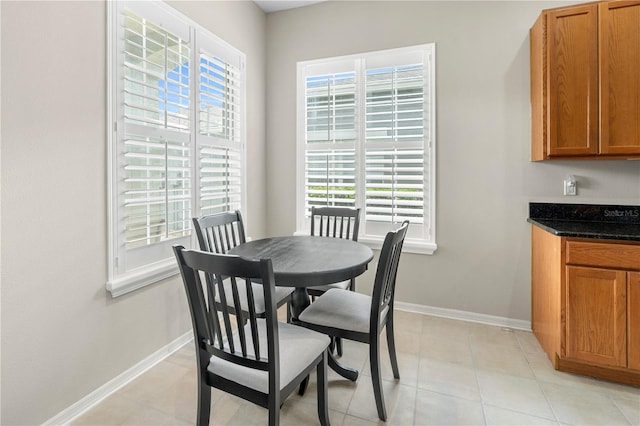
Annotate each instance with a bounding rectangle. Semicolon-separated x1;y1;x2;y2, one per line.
0;1;266;424
265;1;640;320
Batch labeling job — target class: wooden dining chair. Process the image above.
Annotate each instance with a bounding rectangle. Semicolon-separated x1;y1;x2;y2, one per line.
307;206;361;296
307;206;361;355
192;211;293;317
173;245;331;426
296;220;409;421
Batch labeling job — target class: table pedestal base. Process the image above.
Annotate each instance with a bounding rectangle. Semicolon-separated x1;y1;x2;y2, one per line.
290;288;359;382
327;352;359;381
289;288;311;320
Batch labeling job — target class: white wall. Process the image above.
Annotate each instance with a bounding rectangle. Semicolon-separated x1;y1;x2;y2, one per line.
0;1;266;424
265;1;640;321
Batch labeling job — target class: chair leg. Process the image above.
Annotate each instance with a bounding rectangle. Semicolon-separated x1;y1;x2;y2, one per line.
196;380;211;426
332;279;356;359
298;374;310;396
317;351;330;426
268;393;281;426
386;319;400;379
369;336;387;421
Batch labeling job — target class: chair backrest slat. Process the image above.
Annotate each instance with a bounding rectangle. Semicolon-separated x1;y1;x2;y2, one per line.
174;245;278;373
245;280;261;360
342;216;351;238
214;273;237;353
310;206;360;241
223;223;236;253
192;266;216;347
209;296;225;350
193;210;247;255
370;221;409;331
229;276;248;357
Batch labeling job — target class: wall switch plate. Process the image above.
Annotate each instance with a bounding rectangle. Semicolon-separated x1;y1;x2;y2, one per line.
564;176;577;196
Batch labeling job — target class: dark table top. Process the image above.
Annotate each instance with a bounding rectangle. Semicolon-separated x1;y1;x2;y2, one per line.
228;236;374;287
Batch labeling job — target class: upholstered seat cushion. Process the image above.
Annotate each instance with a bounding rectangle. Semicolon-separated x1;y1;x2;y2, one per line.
207;320;329;393
215;279;294;314
307;280;351;292
298;288;388;334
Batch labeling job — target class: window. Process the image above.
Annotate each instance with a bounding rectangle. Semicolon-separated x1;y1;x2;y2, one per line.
108;1;246;296
296;45;436;254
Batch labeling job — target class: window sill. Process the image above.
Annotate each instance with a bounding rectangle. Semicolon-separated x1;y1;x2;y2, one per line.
107;258;179;297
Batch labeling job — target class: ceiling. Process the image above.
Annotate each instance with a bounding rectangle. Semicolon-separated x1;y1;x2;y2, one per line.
253;0;326;13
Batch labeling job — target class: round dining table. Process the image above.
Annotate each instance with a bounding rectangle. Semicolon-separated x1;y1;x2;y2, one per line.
228;235;374;380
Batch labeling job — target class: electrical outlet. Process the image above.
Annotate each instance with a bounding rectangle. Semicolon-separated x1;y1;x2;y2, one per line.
564;176;577;196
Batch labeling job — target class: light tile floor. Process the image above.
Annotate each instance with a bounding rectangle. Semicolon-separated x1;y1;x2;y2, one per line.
72;310;640;425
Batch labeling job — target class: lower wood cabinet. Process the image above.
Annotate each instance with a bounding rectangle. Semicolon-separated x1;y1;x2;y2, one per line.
531;226;640;385
629;273;640;371
565;266;627;368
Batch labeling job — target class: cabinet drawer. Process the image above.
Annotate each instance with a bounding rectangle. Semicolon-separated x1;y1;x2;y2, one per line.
566;241;640;270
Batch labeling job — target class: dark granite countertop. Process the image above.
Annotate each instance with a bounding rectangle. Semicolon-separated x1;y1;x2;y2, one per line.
528;203;640;242
527;218;640;241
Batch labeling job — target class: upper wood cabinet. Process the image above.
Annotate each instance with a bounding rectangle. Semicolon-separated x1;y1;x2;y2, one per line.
530;1;640;161
599;1;640;155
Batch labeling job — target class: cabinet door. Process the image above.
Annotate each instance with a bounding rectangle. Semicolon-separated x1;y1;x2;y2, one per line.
566;266;627;367
547;5;598;157
629;272;640;370
599;1;640;155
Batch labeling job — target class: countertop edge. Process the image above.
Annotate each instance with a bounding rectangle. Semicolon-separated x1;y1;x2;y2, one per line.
527;218;640;242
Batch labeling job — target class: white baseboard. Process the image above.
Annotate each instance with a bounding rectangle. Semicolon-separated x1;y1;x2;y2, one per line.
43;331;193;426
395;301;532;331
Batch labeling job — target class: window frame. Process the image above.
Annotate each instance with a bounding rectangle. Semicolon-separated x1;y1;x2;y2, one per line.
296;44;436;254
107;1;247;296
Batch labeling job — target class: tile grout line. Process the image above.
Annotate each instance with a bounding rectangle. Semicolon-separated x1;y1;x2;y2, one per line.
607;394;635;426
413;325;425;426
469;331;490;426
515;331;562;425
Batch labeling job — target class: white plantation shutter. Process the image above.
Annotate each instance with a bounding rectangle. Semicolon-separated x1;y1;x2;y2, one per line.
197;41;244;218
305;149;357;209
123;133;191;250
305;72;357;144
365;65;424;143
364;148;424;223
121;9;192;248
198;53;242;140
365;63;427;235
109;2;246;295
297;45;436;253
122;9;191;131
302;70;357;217
118;5;193;271
199;145;242;216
